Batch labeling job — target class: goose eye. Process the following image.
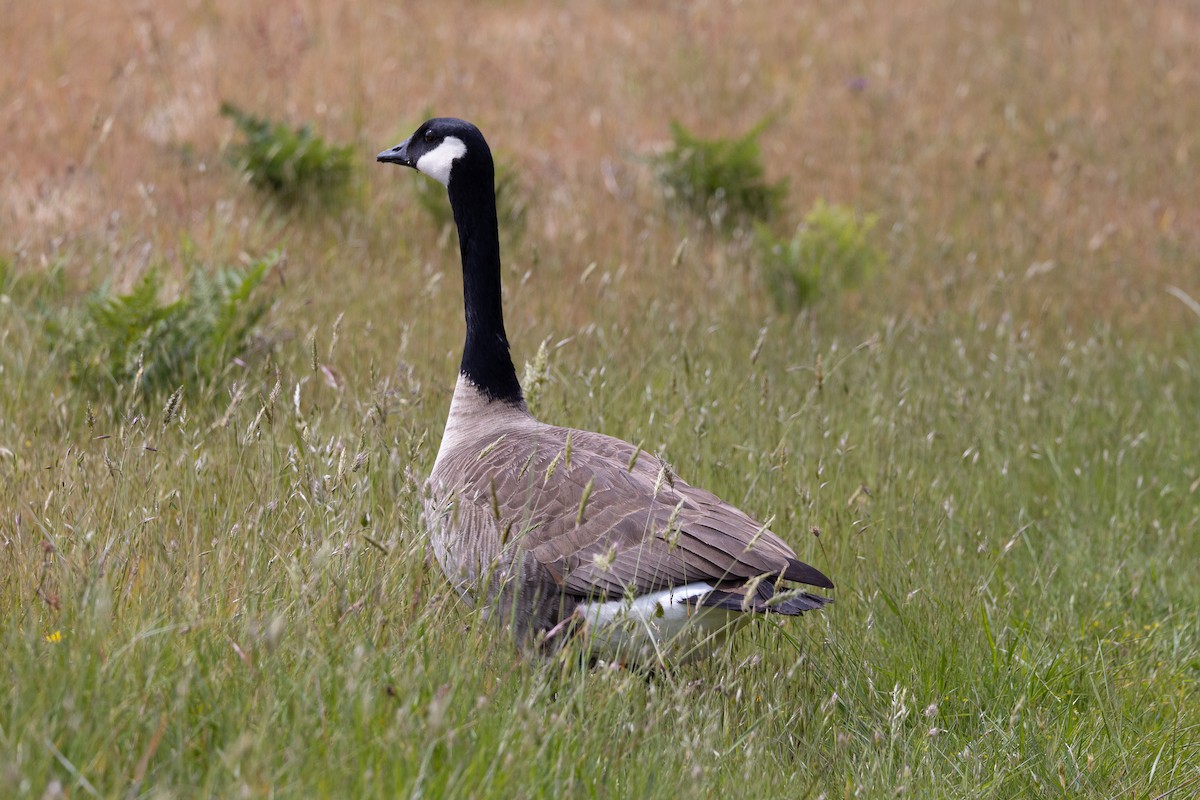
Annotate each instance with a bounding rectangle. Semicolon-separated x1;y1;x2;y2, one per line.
424;130;435;143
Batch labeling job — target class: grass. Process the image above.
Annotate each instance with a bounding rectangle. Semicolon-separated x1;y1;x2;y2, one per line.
2;1;1199;797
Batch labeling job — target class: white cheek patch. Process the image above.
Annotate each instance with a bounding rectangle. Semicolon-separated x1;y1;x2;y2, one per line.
416;136;467;186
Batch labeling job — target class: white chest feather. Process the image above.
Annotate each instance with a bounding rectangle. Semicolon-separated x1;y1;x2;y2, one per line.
431;376;535;471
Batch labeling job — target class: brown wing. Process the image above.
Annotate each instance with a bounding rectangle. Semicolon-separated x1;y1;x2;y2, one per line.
440;424;833;602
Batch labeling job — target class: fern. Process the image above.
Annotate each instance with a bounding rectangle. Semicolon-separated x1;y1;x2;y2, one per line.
656;120;787;229
758;201;880;313
57;252;279;399
222;103;355;207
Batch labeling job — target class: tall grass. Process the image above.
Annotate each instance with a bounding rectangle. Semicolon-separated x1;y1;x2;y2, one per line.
3;256;1197;796
2;0;1199;797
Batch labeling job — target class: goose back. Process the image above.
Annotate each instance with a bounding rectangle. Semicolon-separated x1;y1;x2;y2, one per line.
424;377;831;651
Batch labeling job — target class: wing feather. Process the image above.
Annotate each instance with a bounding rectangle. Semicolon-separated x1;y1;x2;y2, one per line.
434;424;834;604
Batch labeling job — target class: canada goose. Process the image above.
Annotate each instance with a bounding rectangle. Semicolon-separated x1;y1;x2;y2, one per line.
378;118;833;666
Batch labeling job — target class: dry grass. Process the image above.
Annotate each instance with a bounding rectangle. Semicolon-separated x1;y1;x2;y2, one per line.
2;2;1199;797
3;1;1198;327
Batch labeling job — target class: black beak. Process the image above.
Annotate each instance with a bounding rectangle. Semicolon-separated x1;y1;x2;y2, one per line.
377;137;413;167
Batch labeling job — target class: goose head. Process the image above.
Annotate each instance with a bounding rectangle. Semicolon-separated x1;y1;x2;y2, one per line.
376;117;492;188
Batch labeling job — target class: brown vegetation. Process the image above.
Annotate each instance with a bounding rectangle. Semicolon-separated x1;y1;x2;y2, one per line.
2;0;1197;334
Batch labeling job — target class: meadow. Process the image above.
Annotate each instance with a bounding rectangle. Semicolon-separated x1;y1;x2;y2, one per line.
2;1;1199;797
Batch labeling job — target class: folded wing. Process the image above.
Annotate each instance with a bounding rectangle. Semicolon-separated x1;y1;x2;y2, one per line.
444;425;833;611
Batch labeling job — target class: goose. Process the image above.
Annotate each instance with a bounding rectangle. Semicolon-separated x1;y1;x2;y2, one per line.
377;118;833;667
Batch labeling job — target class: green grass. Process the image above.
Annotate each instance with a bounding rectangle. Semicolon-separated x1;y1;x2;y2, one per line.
3;2;1200;794
2;242;1198;796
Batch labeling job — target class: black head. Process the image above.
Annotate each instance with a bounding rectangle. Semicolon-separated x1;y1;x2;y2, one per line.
376;118;492;188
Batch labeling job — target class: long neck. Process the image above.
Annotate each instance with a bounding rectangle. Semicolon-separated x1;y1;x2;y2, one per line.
448;173;524;405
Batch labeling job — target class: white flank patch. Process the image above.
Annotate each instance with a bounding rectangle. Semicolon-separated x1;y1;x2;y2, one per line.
578;582;745;667
416;136;467;186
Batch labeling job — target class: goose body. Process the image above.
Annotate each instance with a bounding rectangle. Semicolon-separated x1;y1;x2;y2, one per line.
379;118;833;666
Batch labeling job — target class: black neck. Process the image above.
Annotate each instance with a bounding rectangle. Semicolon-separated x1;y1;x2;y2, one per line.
448;173;524;405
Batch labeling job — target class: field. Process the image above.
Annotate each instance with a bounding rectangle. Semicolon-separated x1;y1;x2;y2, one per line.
2;1;1199;797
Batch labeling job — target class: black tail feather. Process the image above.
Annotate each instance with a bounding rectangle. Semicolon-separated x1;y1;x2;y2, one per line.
699;580;834;615
783;557;835;589
766;591;833;614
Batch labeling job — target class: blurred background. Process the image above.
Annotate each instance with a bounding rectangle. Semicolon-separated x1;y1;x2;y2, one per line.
2;2;1199;797
3;0;1197;333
